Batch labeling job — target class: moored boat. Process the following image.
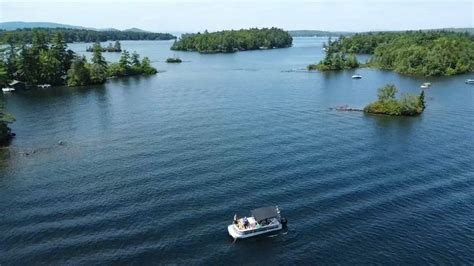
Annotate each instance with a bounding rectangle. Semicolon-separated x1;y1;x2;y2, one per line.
351;74;362;79
37;84;51;88
421;82;432;89
466;79;474;84
2;87;15;92
228;206;287;239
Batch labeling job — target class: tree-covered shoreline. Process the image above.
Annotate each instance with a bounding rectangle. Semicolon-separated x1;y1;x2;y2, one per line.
311;31;474;76
1;31;158;88
308;37;359;71
0;27;176;44
171;28;293;53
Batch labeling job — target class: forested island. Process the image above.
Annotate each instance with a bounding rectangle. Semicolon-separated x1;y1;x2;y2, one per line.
0;31;157;87
166;57;182;63
364;85;425;116
0;27;176;43
171;28;293;53
86;41;122;52
68;45;157;86
310;31;474;76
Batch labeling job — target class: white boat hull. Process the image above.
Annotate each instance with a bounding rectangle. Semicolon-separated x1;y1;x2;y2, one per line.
227;223;282;239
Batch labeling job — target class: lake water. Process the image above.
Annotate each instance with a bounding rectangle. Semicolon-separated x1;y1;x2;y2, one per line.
1;38;473;264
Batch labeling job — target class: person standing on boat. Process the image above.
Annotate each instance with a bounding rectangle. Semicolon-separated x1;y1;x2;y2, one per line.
243;217;249;228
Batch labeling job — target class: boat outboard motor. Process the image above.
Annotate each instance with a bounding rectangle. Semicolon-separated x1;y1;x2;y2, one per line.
280;217;288;226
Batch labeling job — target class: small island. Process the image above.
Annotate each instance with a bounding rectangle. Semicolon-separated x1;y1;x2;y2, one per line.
86;41;122;52
166;57;182;63
309;31;474;76
69;44;158;86
171;28;293;53
364;84;425;116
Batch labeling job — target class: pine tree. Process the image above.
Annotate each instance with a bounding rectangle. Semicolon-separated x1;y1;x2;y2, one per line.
88;44;107;84
67;56;90;87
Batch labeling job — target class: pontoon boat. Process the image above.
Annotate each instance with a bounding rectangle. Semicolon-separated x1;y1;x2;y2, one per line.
228;206;287;239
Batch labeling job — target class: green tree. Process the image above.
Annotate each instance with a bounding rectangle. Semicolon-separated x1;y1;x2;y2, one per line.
377;84;398;102
113;40;121;51
67;56;90;87
31;30;48;51
91;43;107;68
119;50;130;70
131;51;141;67
39;50;62;84
16;45;41;84
51;32;72;77
346;54;359;68
89;43;108;84
140;57;157;75
0;51;9;87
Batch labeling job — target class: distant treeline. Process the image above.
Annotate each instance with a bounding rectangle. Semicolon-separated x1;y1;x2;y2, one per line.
0;28;176;44
289;30;354;37
312;31;474;76
171;28;293;53
290;28;473;38
86;41;122;52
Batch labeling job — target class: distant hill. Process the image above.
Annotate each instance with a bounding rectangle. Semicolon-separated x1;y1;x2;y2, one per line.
0;21;86;30
124;28;150;33
0;21;149;33
99;28;120;32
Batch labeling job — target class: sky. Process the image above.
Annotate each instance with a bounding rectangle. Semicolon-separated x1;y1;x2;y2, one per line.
1;0;473;32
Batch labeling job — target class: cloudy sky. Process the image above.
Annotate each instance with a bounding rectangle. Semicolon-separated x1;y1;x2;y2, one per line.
1;0;473;32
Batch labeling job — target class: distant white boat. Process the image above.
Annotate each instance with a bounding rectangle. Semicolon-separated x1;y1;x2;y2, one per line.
465;79;474;84
352;74;362;79
421;82;432;89
2;87;15;92
37;84;51;88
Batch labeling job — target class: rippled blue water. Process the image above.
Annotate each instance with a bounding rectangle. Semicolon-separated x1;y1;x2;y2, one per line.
1;38;473;264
